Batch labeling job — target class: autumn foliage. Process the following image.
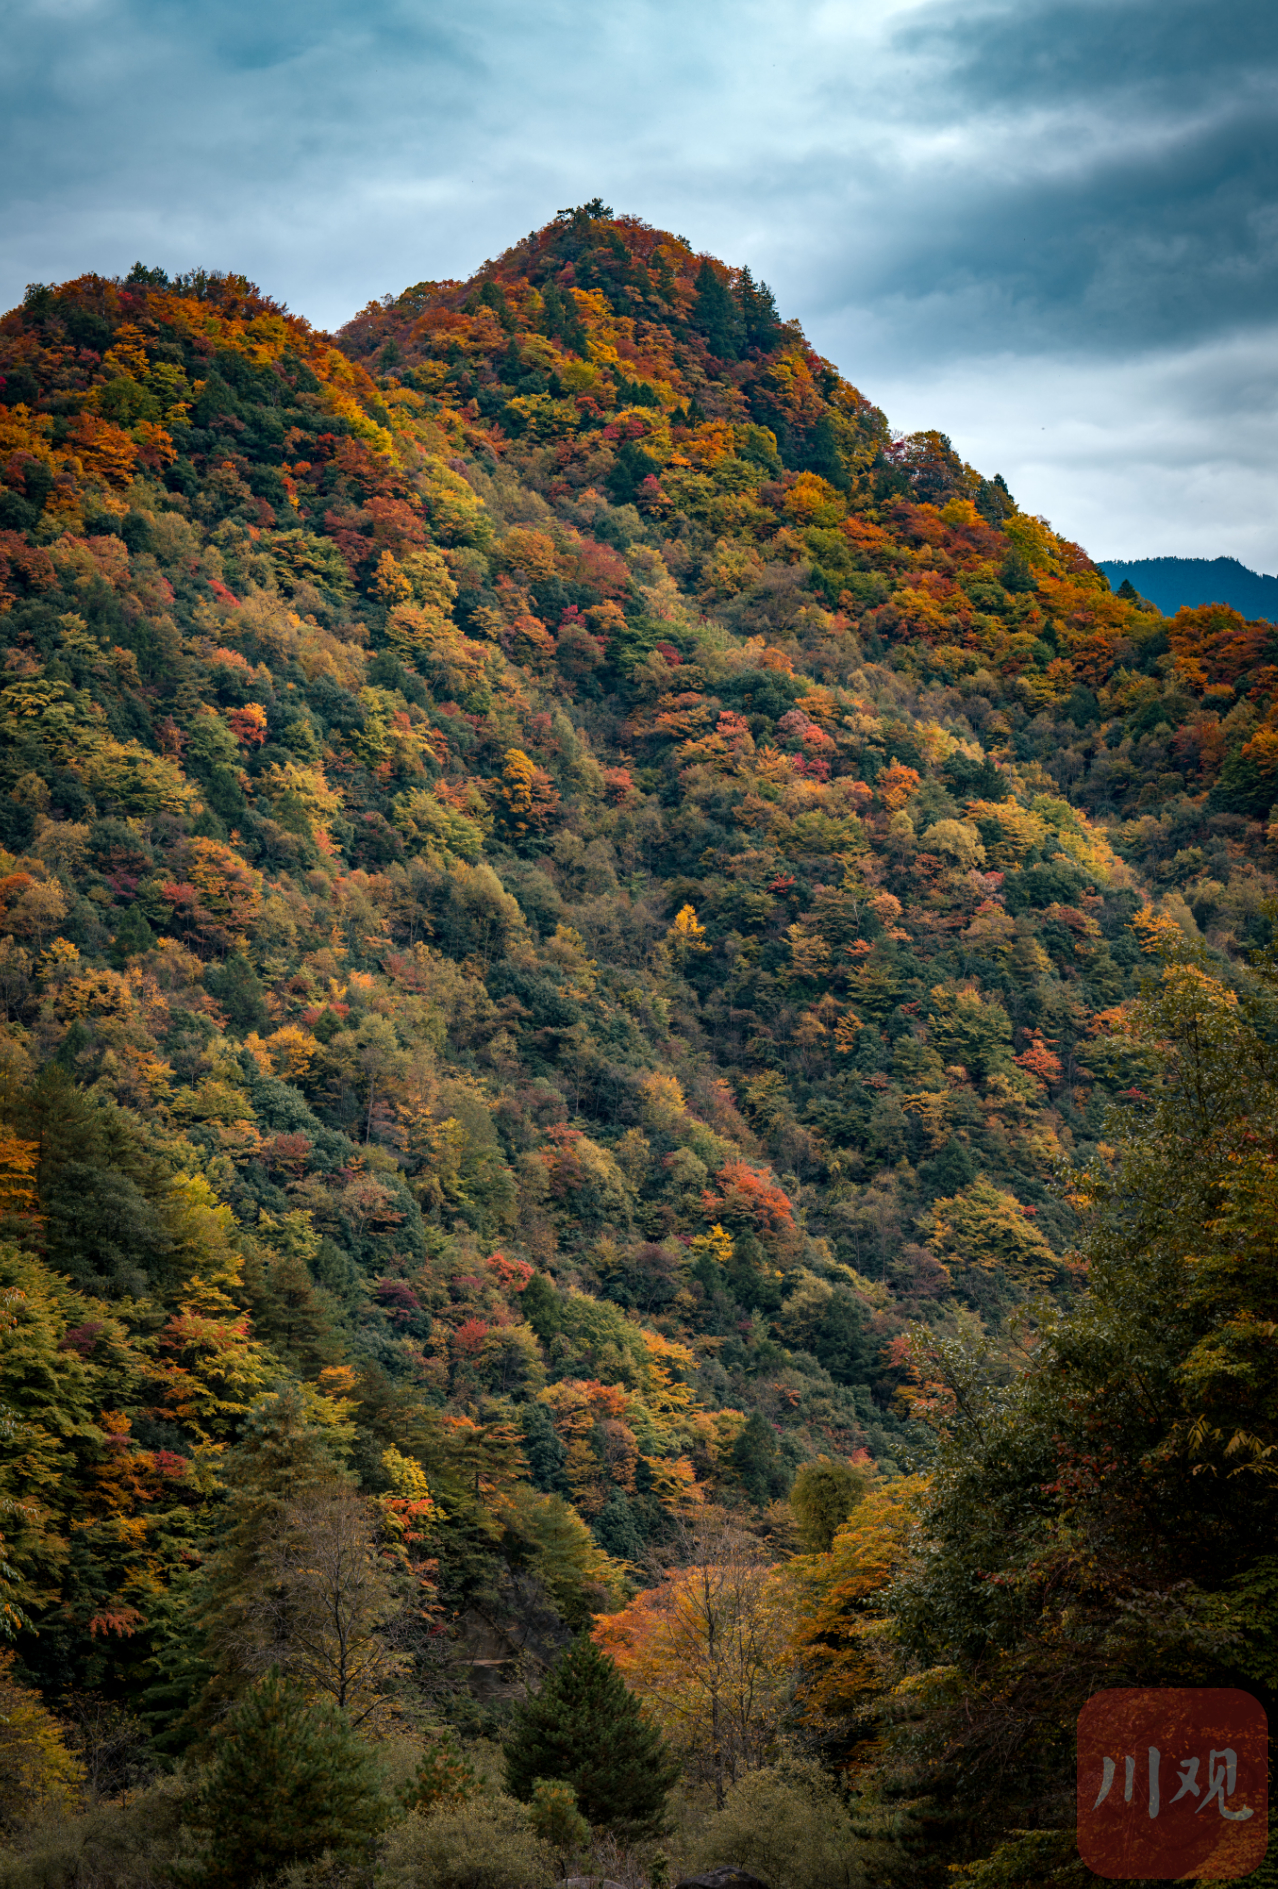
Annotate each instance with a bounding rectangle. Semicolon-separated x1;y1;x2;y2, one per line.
0;208;1276;1879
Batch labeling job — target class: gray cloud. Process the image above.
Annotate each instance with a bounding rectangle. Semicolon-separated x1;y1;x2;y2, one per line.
2;0;1274;565
793;0;1278;358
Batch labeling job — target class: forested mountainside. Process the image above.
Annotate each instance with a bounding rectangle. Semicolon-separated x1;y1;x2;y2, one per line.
1100;554;1278;623
3;202;1278;1886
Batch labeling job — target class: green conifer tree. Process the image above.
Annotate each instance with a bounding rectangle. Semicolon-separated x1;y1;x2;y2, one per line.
242;1247;339;1378
204;952;268;1031
803;412;851;492
188;1672;386;1884
109;904;154;965
594;1485;644;1560
737;265;784;352
504;1632;679;1836
191;1385;351;1724
729;1410;791;1506
692;261;744;361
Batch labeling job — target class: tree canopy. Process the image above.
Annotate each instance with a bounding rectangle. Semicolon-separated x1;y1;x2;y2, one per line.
0;206;1275;1885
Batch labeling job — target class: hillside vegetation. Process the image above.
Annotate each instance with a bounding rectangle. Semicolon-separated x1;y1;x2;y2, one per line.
2;203;1277;1885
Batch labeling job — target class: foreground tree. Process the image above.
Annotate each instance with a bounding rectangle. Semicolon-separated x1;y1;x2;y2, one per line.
504;1632;680;1836
0;1650;83;1832
190;1385;355;1725
885;919;1278;1882
188;1672;386;1884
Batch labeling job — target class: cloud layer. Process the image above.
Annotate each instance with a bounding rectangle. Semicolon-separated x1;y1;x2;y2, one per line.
4;0;1275;566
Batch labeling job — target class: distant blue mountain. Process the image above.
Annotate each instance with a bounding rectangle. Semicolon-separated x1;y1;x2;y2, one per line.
1098;556;1278;622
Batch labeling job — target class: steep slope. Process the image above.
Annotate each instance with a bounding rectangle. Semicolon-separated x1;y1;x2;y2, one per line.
1;208;1277;1729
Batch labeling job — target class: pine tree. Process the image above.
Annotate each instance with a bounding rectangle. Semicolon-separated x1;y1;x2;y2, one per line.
504;1632;680;1836
109;903;154;964
999;547;1038;594
802;411;851;491
605;438;662;507
594;1485;644;1560
204;952;268;1031
242;1246;338;1377
189;1672;386;1883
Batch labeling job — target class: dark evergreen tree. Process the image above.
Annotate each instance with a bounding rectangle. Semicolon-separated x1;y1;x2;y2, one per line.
192;1385;351;1724
975;469;1016;526
593;1486;645;1559
188;1672;386;1883
109;903;154;965
691;260;744;360
540;281;589;356
737;266;784;352
20;1067;179;1298
478;279;516;332
504;1632;679;1835
522;1400;571;1497
605;438;661;507
729;1410;791;1505
999;548;1038;594
802;411;851;492
811;1288;873;1384
242;1248;339;1377
136;1571;217;1757
204;952;268;1031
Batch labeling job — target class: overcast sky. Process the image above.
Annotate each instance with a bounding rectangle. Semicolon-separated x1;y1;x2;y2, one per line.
4;0;1276;568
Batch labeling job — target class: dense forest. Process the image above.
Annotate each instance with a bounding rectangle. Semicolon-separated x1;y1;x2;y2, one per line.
1;202;1276;1886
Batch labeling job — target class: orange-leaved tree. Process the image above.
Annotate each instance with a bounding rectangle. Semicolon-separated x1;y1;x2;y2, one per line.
594;1513;791;1806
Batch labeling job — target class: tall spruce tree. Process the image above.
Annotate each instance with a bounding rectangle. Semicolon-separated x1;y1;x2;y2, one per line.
729;1410;791;1506
737;265;784;352
691;260;744;361
504;1632;679;1836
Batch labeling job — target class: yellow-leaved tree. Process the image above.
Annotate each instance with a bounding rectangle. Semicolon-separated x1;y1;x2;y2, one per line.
0;1650;83;1829
594;1513;791;1806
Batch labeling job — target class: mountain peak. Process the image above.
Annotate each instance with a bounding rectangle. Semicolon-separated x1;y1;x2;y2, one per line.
337;211;1029;540
4;214;1278;1861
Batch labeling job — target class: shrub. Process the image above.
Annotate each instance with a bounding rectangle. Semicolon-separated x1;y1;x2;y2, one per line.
400;1728;479;1815
0;1777;190;1889
380;1796;555;1889
0;1652;84;1832
687;1760;875;1889
527;1779;590;1861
